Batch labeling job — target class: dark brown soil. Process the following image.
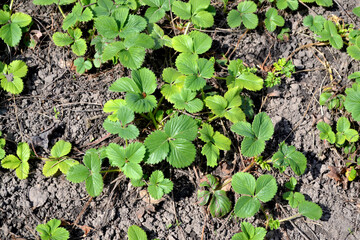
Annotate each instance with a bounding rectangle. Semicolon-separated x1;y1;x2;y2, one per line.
0;0;359;240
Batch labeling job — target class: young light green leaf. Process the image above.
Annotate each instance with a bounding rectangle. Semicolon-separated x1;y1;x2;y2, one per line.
36;219;70;240
234;73;263;91
272;142;307;175
0;23;21;47
283;191;305;208
227;1;258;29
74;58;92;74
148;170;173;199
264;8;284;32
128;225;147;240
303;15;326;32
51;140;72;158
53;32;74;46
172;1;192;19
11;12;32;27
316;20;343;49
298;201;323;220
317;121;335;144
103;116;139;140
232;222;266;240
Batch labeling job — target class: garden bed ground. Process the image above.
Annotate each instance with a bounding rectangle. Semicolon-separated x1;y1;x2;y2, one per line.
0;0;360;239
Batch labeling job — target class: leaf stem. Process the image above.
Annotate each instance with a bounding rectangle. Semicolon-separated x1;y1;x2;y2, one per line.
57;4;66;18
100;169;121;174
214;76;227;80
184;22;191;35
153;95;164;117
207;115;218;122
278;213;302;223
9;0;14;12
149;111;158;129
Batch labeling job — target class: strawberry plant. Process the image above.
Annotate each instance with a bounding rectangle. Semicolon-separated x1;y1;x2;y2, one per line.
1;142;30;179
0;7;32;46
106;142;146;180
109;68;157;113
73;57;92;74
271;142;307;175
227;1;258;29
42;140;79;177
264;8;284;32
316;20;343;49
231;112;274;157
231;221;266;240
128;225;147;240
205;87;246;123
141;0;174;23
175;53;215;91
0;60;28;95
197;174;232;218
199;123;231;167
36;219;70;240
317;118;359;145
172;0;215;28
53;28;87;56
147;170;173;200
232;172;277;218
144;114;198;168
66;149;103;197
226;59;263;91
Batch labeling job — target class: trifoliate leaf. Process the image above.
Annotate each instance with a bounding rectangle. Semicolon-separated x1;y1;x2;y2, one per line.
232;172;256;196
227;1;258;29
272;142;307;175
74;57;92;74
209;190;231;218
255;174;277;202
169;89;203;113
317;121;335;144
148;170;173;199
283;191;305;208
103;118;139;140
51;140;71;158
264;8;284;32
234;196;261;218
36;219;70;240
303;15;326;32
276;0;298;10
128;225;147;240
298;201;323;220
232;222;266;240
316;20;343;49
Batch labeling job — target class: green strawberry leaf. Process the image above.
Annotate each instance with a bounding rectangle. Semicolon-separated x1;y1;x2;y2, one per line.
36;219;70;240
298;201;323;220
264;8;284;32
317;121;335;144
254;174;277;202
232;172;256;196
11;12;32;27
234;196;261;218
272;142;307;175
232;222;266;240
227;1;258;29
283;191;305;208
0;23;21;47
347;36;360;60
51;140;72;158
127;225;147;240
144;130;169;164
316;20;343;49
277;0;298;10
74;57;92;74
148;170;173;199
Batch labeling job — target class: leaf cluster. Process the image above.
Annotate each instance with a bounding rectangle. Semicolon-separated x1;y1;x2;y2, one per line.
1;142;30;179
0;60;28;95
0;9;32;46
317;117;359;145
36;219;70;240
